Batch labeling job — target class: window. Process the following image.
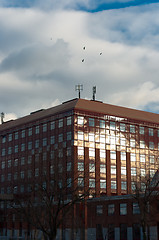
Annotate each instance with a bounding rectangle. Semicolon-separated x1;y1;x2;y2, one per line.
8;133;12;141
96;205;103;215
78;177;84;187
110;121;115;130
89;148;95;157
139;126;144;134
1;175;5;182
111;165;116;175
121;167;126;175
2;148;5;156
149;128;153;136
110;151;116;160
108;204;115;216
130;125;135;133
67;178;72;188
67;132;72;141
100;164;106;173
121;181;127;190
67;116;72;125
28;128;32;136
43;123;47;132
58;163;63;173
120;137;126;146
50;165;54;174
43;138;47;146
133;203;140;214
131;168;136;176
50;136;55;144
89;133;95;142
50;121;55;130
67;162;72;171
35;125;39;134
67;147;71;156
149;141;154;149
28;141;32;150
78;162;84;171
15;145;18;153
100;179;106;189
78;147;84;156
21;157;25;165
14;158;18;166
89;163;95;173
120;123;126;132
140;154;145;163
100;134;105;143
89;118;94;127
21;130;25;138
21;143;25;152
133;224;141;240
130;139;135;148
58;134;63;143
7;160;11;168
89;179;95;188
28;156;32;164
1;161;5;169
58;149;63;158
111;181;116;189
100;120;105;129
14;132;18;140
149;155;155;164
35;139;39;148
131;182;136;191
108;224;115;240
2;136;6;143
28;170;32;178
35;168;39;177
150;169;155;178
8;147;12;155
121;152;126;161
7;173;11;181
130;153;136;162
120;224;127;240
78;131;84;140
58;119;63;128
140;140;145;149
120;203;127;215
77;116;84;125
20;171;24;179
100;149;106;159
43;152;47;160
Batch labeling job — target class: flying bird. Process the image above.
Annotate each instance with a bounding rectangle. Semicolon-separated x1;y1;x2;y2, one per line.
82;59;85;62
100;52;102;55
83;46;86;50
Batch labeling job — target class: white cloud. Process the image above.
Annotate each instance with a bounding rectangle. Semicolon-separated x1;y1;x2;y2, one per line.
1;4;159;120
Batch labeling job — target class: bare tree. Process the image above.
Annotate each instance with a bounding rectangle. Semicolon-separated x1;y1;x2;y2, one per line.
132;170;159;240
11;171;90;240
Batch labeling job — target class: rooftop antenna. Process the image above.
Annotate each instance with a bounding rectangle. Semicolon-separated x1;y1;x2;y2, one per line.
1;112;4;124
92;86;96;101
75;84;83;98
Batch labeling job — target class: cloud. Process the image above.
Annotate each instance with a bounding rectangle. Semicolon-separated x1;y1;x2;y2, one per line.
1;4;159;119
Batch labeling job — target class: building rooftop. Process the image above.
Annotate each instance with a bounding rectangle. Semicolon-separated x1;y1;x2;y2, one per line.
0;98;159;131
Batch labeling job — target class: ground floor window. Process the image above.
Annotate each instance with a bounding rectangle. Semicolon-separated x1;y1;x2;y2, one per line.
133;223;141;240
120;223;127;240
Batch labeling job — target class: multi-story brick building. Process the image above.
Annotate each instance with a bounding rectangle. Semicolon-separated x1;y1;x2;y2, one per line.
0;98;159;239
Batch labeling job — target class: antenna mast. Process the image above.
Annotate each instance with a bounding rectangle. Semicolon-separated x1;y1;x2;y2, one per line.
1;112;4;124
92;86;96;101
75;84;83;98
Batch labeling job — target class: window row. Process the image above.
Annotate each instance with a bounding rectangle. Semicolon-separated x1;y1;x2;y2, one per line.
1;116;72;143
77;116;158;136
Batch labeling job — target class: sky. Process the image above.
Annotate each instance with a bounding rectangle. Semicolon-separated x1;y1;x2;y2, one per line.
1;0;159;121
